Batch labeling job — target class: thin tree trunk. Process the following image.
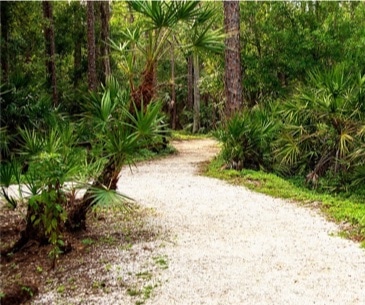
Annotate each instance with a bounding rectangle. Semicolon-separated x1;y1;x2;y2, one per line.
71;1;83;88
223;0;242;117
127;2;134;24
192;53;200;133
73;39;82;88
87;1;98;91
1;1;10;83
100;1;111;83
187;54;194;111
171;40;177;130
43;0;58;107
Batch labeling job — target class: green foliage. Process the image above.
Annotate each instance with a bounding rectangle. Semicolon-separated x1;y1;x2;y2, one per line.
1;113;92;257
87;186;133;211
83;77;168;177
240;1;365;105
217;65;364;195
2;0;365;256
215;104;278;170
274;66;365;188
0;127;11;160
0;159;22;208
128;1;201;31
126;100;167;143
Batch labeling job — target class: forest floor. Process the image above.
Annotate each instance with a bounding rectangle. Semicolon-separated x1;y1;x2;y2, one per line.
1;138;365;304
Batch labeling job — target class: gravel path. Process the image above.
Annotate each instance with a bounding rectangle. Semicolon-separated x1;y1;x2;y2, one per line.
119;138;365;305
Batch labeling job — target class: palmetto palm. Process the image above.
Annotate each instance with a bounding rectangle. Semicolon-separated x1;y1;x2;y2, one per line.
67;77;167;230
274;66;365;184
0;120;86;252
216;103;278;170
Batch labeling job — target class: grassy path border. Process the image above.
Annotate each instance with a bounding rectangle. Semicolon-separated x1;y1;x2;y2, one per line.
202;154;365;248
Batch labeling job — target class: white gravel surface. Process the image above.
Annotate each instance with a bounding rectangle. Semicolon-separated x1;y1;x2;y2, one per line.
118;138;365;305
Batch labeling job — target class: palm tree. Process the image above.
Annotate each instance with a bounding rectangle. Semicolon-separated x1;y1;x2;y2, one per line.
112;0;202;108
111;1;223;131
66;77;168;230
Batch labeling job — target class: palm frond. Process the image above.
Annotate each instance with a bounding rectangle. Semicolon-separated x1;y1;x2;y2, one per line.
1;187;18;209
18;127;44;156
351;166;365;189
126;101;167;140
87;185;134;212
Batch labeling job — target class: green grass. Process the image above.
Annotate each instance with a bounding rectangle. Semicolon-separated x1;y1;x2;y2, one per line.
204;155;365;247
171;131;211;141
153;255;169;269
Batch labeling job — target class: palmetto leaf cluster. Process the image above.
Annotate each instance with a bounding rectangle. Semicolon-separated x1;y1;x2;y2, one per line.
216;103;278;170
275;66;365;188
0;76;169;254
218;65;365;190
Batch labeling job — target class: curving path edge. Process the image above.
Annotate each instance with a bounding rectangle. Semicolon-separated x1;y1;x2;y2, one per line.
119;138;365;305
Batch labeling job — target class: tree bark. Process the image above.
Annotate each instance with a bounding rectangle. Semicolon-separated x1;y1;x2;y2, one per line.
223;0;243;117
131;63;156;110
43;1;58;107
66;159;120;232
187;54;194;111
87;1;98;91
72;2;84;88
100;1;111;83
73;39;82;88
1;1;10;83
192;53;200;133
170;40;177;130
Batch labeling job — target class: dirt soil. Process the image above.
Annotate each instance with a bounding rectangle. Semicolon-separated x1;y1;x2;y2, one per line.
1;138;365;305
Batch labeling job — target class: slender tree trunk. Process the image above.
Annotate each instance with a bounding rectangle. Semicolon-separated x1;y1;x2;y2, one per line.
73;39;82;88
223;0;242;117
100;1;111;83
1;2;10;83
192;53;200;133
43;1;58;107
71;2;83;88
187;54;194;111
127;2;135;24
170;40;177;130
87;1;98;91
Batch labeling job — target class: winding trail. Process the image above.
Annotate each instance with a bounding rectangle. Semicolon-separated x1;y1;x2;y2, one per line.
120;139;365;305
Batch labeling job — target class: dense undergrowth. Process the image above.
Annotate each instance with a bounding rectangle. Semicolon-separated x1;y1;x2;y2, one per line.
211;66;365;247
0;77;170;260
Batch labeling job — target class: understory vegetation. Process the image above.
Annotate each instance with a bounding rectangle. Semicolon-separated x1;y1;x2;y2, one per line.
212;67;365;246
216;66;365;191
0;77;169;260
1;1;365;302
